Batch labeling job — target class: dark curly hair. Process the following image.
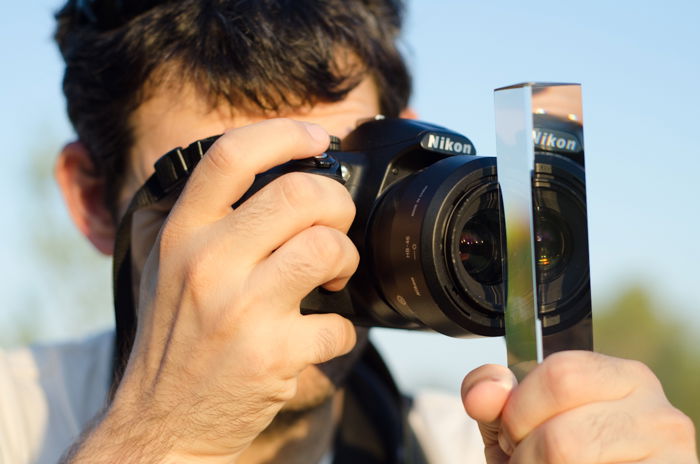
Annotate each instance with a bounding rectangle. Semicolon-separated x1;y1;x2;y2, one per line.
54;0;412;217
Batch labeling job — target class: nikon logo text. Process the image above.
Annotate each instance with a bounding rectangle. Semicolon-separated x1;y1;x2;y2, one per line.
423;133;473;155
533;129;579;153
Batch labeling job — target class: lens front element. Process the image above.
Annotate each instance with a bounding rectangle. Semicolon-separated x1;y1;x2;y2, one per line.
534;210;567;275
459;209;502;285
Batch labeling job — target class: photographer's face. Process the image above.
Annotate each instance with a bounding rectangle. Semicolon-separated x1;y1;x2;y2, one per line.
118;77;383;214
118;76;381;411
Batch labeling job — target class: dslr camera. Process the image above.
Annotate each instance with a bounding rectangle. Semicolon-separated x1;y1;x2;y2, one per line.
114;101;591;345
249;116;590;338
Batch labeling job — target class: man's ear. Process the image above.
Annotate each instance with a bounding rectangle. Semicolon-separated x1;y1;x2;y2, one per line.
55;141;115;256
400;107;418;120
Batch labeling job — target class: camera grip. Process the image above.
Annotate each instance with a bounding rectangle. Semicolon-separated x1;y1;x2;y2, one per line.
232;151;345;209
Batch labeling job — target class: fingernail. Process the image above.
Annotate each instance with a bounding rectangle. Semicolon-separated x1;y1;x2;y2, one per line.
489;376;516;392
305;123;329;144
498;431;514;456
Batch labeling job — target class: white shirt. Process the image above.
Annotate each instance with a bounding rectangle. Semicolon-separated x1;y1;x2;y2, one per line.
0;332;486;464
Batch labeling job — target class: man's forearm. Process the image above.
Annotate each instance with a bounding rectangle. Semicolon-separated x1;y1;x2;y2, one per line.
60;406;175;464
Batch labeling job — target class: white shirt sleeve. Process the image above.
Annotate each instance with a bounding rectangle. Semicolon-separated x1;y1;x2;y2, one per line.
0;331;113;464
1;334;484;464
409;390;487;464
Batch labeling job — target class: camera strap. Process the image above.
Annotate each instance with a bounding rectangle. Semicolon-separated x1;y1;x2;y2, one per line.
111;135;221;388
334;343;429;464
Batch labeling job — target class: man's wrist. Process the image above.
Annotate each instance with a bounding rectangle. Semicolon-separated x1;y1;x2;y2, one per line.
62;400;244;464
61;402;172;463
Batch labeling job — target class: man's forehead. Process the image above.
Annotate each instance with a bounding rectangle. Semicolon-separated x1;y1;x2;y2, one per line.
129;76;381;160
117;76;382;213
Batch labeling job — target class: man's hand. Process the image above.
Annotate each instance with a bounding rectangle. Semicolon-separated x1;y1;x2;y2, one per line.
66;119;359;463
462;351;698;463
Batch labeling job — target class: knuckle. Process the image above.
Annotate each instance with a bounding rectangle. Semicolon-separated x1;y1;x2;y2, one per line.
266;379;298;403
281;118;311;144
233;193;276;234
205;133;241;176
313;177;356;228
181;248;215;295
306;226;346;264
498;413;517;445
259;118;311;150
657;407;696;445
538;424;577;464
314;327;338;362
348;244;361;271
626;359;662;389
333;183;357;223
541;352;583;405
341;317;357;347
277;172;322;209
267;117;305;137
329;315;356;355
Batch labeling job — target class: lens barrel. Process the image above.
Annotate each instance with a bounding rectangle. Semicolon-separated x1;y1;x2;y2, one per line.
532;155;590;333
292;118;589;338
368;155;504;337
364;153;589;337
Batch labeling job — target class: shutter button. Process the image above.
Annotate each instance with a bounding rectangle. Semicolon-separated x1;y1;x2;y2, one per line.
313;152;335;169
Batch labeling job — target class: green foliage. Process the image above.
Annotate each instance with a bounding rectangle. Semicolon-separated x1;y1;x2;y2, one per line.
594;284;700;446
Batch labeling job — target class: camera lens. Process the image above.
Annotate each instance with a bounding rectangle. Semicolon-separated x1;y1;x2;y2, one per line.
459;210;501;284
444;181;504;318
532;155;590;332
367;155;504;337
458;206;570;286
362;150;588;338
534;211;567;275
459;224;490;274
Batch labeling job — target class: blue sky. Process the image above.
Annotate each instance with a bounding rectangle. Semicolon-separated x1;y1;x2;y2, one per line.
1;1;698;393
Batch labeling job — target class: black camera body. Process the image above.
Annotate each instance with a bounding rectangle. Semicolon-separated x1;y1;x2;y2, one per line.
235;117;589;338
114;117;590;351
240;118;502;337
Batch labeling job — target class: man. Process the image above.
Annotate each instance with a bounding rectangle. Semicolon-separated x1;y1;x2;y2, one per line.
1;0;697;463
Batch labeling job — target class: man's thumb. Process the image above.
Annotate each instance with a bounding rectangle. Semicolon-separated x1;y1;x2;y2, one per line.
461;364;516;425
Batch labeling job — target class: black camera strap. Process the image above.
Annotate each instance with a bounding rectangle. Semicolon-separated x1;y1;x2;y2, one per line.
111;135;220;387
334;343;429;464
